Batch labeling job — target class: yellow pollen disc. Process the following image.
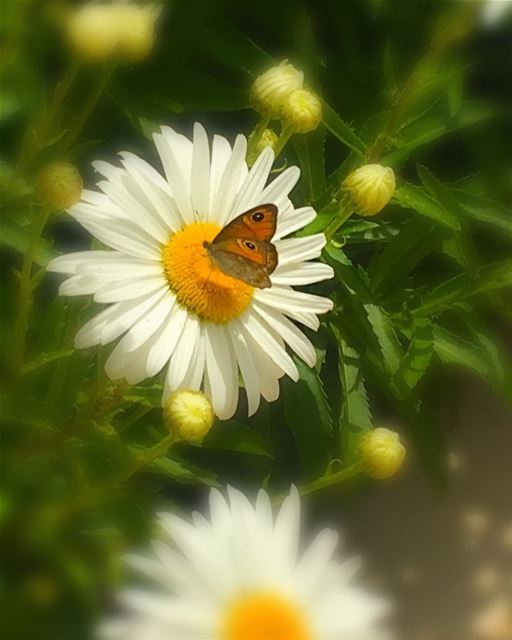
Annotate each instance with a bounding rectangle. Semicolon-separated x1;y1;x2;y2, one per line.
221;592;312;640
162;222;253;323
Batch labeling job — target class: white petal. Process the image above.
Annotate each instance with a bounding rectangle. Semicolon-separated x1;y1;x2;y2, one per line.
154;128;194;225
228;320;261;416
93;277;167;303
252;302;317;367
190;123;210;221
146;304;188;377
213;135;248;227
119;151;183;232
204;323;239;420
231;146;274;216
116;293;175;352
47;251;115;274
164;315;201;395
254;286;333;315
260;165;300;203
271;261;334;286
239;312;299;382
78;258;163;280
208;135;232;219
274;205;316;240
59;274;102;296
98;288;169;346
78;217;161;261
276;233;326;265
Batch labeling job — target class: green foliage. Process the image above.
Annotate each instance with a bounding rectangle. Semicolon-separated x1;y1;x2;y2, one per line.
1;1;511;638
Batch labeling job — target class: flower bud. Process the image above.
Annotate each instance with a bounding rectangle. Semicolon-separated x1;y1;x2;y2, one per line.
163;390;214;443
67;4;117;63
358;428;405;480
247;128;279;165
116;4;160;62
251;61;304;118
280;88;322;134
343;164;396;217
36;162;83;211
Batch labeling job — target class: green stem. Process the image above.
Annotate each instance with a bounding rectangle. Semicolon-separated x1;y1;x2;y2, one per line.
60;62;116;152
325;202;354;242
13;205;53;376
273;463;362;505
273;126;294;159
17;59;81;170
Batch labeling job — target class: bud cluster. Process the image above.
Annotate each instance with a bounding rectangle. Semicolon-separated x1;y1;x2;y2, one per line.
343;164;396;217
358;427;405;480
163;390;214;443
250;61;322;135
67;2;161;63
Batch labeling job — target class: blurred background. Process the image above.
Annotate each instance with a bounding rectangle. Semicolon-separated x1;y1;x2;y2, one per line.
1;1;511;639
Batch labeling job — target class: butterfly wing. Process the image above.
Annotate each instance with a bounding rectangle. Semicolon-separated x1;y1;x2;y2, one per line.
212;204;277;243
208;247;272;288
206;204;278;289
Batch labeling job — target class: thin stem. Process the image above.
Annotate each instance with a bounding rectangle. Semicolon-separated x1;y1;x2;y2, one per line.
325;202;353;242
13;205;53;376
273;463;362;505
17;59;82;170
273;126;294;160
60;63;116;152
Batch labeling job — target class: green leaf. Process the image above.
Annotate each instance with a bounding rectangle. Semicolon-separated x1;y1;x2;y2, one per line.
0;215;57;266
331;325;372;463
202;421;274;458
283;360;333;478
416;260;512;317
22;349;75;375
136;449;219;487
449;189;512;238
322;103;366;156
368;218;441;296
433;326;492;379
394;181;461;230
364;304;403;375
417;165;465;227
394;318;434;394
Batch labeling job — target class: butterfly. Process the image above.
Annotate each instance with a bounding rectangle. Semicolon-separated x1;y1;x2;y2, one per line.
204;204;278;289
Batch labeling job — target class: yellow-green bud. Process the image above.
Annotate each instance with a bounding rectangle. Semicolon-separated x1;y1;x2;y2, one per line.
163;390;214;443
280;88;323;134
343;164;396;217
36;162;83;211
251;60;304;118
358;428;405;480
67;4;117;63
116;4;160;62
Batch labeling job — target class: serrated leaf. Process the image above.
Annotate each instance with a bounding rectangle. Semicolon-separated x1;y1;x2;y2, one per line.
322;103;366;156
417;165;465;227
394;181;461;230
394;318;434;394
433;326;491;379
416;260;512;317
331;325;372;463
368;218;441;296
283;361;332;478
364;304;403;375
22;349;75;374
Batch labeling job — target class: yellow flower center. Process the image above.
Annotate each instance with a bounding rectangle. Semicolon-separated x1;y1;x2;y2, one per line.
221;592;312;640
162;222;253;323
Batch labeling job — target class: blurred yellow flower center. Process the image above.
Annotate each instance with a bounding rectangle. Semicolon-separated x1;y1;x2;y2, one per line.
222;592;311;640
162;222;253;323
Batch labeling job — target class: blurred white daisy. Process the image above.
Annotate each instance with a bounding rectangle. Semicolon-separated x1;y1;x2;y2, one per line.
47;124;333;419
480;0;512;25
100;487;392;640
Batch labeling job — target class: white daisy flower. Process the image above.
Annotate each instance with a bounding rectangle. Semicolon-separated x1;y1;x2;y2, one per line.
47;123;334;419
100;487;392;640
